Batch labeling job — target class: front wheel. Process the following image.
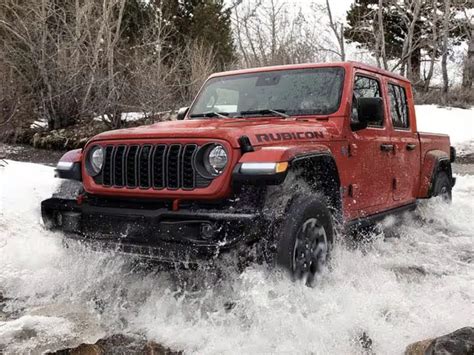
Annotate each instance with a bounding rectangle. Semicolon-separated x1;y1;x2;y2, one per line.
275;194;334;287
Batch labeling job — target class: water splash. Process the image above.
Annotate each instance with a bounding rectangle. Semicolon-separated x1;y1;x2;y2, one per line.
1;161;473;354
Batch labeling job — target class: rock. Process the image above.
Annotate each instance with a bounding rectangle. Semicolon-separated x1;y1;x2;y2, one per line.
53;344;103;355
426;327;474;355
405;338;435;355
354;331;374;354
49;334;181;355
145;341;182;355
358;331;373;352
405;327;474;355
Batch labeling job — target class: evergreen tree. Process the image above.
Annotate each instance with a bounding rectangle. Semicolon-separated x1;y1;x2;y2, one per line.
163;0;235;67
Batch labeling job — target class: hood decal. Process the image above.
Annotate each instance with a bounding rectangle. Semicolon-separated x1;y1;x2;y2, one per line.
256;131;324;143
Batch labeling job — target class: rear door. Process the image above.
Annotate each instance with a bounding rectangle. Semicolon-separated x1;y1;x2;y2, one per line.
386;81;420;203
348;72;394;215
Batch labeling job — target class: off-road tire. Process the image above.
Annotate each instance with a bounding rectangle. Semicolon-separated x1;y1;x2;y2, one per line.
275;194;334;286
432;171;452;202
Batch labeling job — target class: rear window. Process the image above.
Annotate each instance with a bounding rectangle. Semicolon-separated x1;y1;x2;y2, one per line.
388;83;410;129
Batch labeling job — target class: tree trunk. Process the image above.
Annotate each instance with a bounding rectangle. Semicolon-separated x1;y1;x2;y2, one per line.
326;0;345;61
410;47;421;87
462;28;474;89
441;0;451;103
423;0;439;92
377;0;388;69
404;0;422;84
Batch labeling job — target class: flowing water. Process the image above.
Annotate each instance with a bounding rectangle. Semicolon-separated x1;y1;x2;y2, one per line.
0;160;473;354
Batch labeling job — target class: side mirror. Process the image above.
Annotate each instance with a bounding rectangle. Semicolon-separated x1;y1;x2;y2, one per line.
351;97;384;131
177;107;189;120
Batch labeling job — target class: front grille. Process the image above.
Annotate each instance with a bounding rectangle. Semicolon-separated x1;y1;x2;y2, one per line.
99;144;210;190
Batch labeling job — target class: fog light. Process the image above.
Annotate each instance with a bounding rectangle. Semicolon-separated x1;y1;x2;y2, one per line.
200;222;215;240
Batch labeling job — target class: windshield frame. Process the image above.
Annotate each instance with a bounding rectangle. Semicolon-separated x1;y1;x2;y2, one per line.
187;66;346;119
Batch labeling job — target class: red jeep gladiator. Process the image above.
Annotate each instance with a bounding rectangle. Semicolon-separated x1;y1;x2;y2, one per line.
42;62;456;284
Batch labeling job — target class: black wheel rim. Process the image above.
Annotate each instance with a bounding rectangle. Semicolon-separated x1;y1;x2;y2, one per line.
292;218;328;286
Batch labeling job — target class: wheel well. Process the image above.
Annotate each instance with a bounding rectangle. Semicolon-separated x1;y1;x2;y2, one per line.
430;159;454;196
437;159;452;178
290;154;342;218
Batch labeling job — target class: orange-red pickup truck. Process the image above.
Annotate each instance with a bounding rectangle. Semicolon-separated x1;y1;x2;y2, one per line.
42;61;456;285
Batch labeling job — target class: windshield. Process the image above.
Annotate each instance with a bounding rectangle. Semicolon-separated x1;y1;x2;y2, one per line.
189;67;345;118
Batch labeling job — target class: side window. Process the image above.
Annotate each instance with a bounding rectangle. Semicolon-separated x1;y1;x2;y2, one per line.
352;75;383;126
388;83;409;129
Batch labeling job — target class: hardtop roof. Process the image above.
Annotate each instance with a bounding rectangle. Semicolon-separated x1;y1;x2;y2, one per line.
209;61;410;83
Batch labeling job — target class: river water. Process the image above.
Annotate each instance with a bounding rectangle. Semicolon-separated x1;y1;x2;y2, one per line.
1;160;473;354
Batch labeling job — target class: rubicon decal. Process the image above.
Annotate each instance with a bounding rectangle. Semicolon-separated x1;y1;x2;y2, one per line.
256;131;324;143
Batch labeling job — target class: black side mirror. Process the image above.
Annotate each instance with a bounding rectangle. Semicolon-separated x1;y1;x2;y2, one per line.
177;107;189;120
351;97;384;131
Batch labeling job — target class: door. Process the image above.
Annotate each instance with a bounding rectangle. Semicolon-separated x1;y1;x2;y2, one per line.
348;73;394;215
386;81;420;203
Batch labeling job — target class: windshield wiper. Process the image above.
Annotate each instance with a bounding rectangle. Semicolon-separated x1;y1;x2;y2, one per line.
238;109;290;118
190;111;230;119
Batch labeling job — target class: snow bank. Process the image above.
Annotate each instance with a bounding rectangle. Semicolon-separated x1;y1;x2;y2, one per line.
30;119;48;129
93;112;149;123
416;105;474;146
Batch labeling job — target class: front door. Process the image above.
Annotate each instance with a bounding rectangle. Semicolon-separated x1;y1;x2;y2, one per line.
347;72;394;216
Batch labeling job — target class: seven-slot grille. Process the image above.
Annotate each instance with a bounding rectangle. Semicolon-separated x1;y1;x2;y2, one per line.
99;144;210;190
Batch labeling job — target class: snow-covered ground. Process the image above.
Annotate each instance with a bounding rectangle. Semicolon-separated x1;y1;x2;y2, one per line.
0;165;473;354
1;105;473;354
416;105;474;157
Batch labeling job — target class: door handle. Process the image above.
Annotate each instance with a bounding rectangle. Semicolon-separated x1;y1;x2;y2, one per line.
406;143;417;151
380;144;394;152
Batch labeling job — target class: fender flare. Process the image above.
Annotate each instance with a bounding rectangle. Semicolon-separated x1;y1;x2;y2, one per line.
234;145;332;185
56;148;83;181
59;148;83;164
417;150;453;198
235;144;342;217
237;144;332;163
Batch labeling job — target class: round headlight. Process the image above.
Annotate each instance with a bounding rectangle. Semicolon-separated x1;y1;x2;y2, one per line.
206;145;228;175
87;146;104;176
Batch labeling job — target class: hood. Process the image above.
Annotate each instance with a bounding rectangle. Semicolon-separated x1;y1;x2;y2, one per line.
90;117;343;148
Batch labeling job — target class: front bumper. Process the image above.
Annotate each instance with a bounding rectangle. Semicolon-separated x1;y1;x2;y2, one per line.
41;197;262;265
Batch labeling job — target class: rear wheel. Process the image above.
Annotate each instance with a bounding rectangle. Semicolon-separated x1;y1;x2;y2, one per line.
275;194;334;287
432;171;452;202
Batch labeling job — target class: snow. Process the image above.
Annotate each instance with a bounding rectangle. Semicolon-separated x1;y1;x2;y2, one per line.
93;112;149;123
416;105;474;146
30;119;48;129
30;112;148;129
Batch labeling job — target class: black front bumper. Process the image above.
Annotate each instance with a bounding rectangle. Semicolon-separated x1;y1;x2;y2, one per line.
41;197;262;265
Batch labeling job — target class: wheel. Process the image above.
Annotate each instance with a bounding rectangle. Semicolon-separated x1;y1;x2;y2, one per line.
275;194;334;287
432;171;452;202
